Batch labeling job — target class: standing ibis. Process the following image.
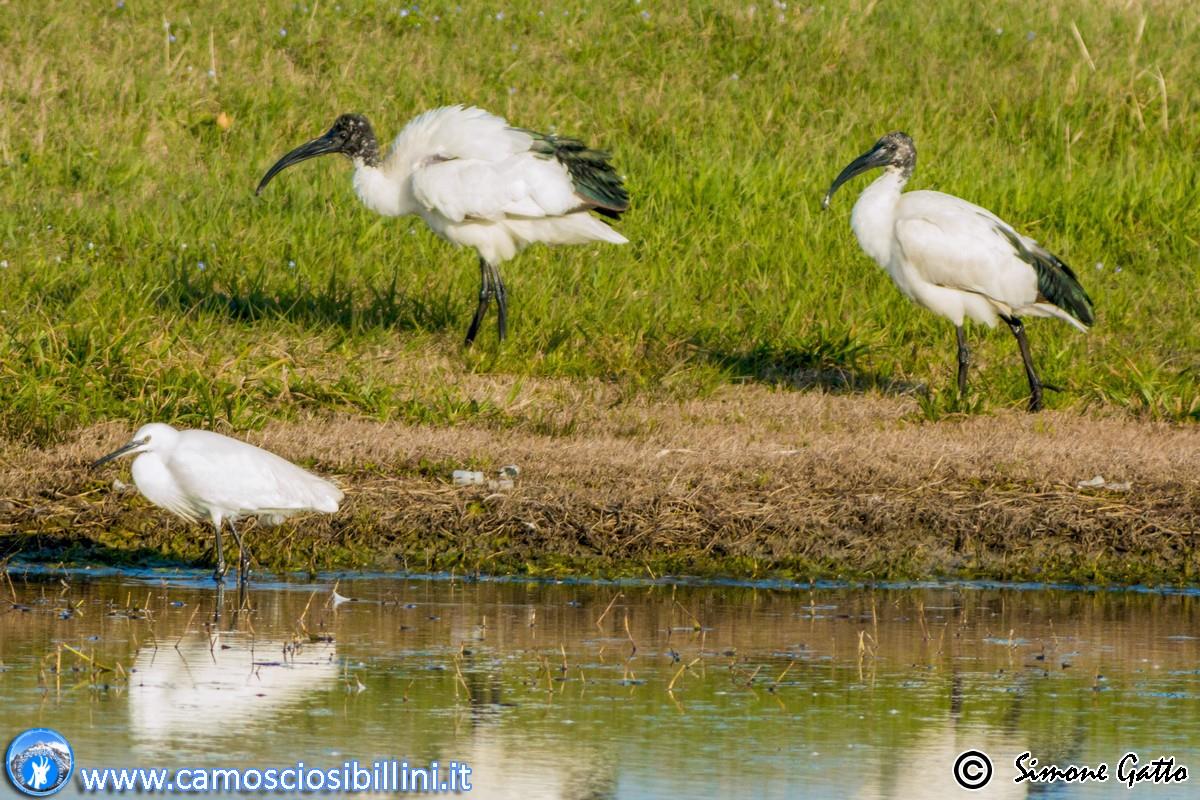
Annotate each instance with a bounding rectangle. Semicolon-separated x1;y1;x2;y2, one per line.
822;132;1095;411
256;105;630;345
92;423;343;587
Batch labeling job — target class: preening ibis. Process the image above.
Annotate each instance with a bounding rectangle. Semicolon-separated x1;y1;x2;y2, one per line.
92;423;343;587
256;105;630;345
822;132;1094;411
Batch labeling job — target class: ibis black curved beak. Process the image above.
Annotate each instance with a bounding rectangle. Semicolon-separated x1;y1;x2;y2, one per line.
91;438;145;469
821;143;892;210
256;131;344;195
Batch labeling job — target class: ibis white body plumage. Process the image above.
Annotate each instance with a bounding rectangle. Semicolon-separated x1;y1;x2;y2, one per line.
823;132;1094;411
258;105;630;344
848;172;1086;332
93;423;343;584
352;106;627;264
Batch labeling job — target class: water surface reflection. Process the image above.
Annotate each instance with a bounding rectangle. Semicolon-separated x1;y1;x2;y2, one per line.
1;571;1197;798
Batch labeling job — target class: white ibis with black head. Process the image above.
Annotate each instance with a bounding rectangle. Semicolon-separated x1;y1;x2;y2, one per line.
822;132;1095;411
92;423;343;587
256;106;630;345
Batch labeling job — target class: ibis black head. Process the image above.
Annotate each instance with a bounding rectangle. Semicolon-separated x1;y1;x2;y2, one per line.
822;131;916;209
256;113;380;195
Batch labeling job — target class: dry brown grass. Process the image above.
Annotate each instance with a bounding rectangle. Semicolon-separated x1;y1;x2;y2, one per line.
3;381;1199;583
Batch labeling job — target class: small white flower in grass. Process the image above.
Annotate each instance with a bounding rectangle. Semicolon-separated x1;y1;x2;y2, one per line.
279;27;287;37
1095;262;1103;271
180;243;188;249
730;72;739;80
537;9;543;16
207;68;216;78
399;8;408;16
495;11;504;20
1114;266;1123;274
994;27;1003;35
0;260;8;269
87;241;95;250
169;34;177;43
197;261;207;271
432;14;439;21
288;260;297;269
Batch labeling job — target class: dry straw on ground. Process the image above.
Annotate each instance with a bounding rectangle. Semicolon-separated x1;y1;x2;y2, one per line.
3;381;1199;583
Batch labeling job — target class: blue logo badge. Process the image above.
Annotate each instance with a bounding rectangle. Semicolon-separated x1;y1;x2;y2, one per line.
5;729;74;796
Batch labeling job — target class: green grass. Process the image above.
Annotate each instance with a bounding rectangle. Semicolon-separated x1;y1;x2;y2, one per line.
1;0;1198;444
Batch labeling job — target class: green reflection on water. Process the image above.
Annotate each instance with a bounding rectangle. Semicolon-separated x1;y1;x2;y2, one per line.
1;572;1198;799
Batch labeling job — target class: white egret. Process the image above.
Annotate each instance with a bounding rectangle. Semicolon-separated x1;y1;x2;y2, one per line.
822;132;1095;411
256;105;630;345
92;423;343;586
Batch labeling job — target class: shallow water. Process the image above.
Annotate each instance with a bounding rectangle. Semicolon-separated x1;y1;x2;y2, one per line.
1;569;1198;798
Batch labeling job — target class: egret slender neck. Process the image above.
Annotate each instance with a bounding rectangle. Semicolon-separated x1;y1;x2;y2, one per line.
849;167;907;268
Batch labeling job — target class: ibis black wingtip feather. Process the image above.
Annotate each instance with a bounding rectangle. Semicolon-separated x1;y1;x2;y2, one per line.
522;129;629;219
994;226;1095;328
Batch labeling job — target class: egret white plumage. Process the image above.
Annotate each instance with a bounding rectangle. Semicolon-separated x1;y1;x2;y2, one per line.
822;132;1095;411
92;423;343;586
256;105;630;345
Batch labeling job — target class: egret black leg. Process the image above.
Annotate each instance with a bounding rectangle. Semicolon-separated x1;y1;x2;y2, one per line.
955;325;970;397
212;523;227;584
465;257;493;346
213;582;224;622
1004;315;1043;412
227;520;249;590
489;262;508;341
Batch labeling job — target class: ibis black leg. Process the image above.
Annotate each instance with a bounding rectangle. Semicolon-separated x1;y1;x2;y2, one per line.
212;523;227;584
955;325;970;397
465;257;494;347
490;262;508;341
1004;315;1043;412
227;520;249;590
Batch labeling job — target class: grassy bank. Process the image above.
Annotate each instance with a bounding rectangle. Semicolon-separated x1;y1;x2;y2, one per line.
1;2;1198;581
4;382;1200;584
0;0;1198;445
